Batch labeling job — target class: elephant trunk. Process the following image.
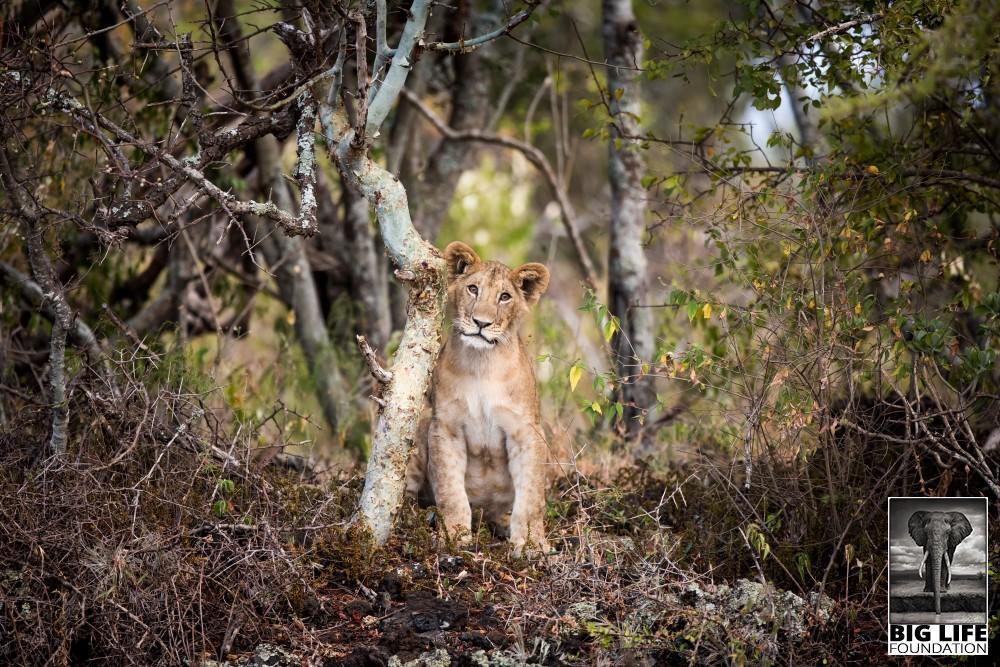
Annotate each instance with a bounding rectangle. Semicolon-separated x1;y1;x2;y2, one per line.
930;543;943;615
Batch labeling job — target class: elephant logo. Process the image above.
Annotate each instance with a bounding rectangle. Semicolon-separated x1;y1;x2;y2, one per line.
888;497;988;626
906;511;973;615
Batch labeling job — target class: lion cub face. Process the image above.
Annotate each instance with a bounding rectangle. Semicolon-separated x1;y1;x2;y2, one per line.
443;242;550;351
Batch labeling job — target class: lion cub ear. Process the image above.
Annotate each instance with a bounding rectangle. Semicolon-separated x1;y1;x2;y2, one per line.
511;263;550;306
444;242;481;280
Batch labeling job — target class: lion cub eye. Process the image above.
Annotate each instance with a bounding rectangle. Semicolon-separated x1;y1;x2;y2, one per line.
467;285;478;296
499;292;512;303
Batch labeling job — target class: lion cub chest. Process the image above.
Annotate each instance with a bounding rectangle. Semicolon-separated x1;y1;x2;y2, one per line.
453;378;509;456
434;371;520;512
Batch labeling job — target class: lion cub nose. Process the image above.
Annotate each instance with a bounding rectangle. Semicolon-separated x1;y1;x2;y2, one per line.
472;317;492;329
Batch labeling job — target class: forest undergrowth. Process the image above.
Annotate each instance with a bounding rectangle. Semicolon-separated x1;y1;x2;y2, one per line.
2;354;993;666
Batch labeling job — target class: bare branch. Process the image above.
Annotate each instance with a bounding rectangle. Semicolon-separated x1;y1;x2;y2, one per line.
420;1;540;53
365;0;432;138
35;81;317;236
356;335;393;384
401;88;599;289
806;14;881;43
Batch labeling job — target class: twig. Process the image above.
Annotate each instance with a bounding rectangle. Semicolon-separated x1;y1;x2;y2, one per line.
421;2;539;53
101;303;158;359
356;335;393;384
806;14;881;43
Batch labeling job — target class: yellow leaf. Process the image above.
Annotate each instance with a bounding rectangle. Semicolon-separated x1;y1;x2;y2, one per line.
590;401;602;415
613;87;624;100
854;303;862;315
919;249;931;263
569;365;582;392
703;303;712;319
866;165;879;175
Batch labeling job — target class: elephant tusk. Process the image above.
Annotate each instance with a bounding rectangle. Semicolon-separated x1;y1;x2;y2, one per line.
918;550;927;579
946;552;952;586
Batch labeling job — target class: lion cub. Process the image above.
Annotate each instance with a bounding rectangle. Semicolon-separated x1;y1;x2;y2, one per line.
406;242;551;556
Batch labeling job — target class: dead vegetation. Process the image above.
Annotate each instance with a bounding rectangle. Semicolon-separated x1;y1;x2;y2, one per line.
3;354;993;666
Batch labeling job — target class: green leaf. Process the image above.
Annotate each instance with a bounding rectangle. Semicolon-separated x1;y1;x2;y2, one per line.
212;499;229;518
602;315;619;343
686;299;700;322
662;174;682;193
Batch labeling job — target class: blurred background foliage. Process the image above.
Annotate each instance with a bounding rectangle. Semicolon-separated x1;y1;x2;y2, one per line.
1;0;998;616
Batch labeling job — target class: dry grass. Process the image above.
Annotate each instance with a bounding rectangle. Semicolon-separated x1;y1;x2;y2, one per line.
1;357;995;666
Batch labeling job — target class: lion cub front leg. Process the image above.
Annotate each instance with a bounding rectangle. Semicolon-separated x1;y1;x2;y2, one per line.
427;420;473;545
506;422;550;557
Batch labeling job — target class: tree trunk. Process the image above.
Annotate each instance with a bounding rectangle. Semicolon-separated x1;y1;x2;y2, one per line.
342;174;392;351
320;0;447;545
253;135;348;439
411;2;500;241
602;0;655;441
336;137;446;544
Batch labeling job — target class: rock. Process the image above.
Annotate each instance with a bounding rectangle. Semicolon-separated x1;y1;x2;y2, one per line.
247;643;298;667
458;650;539;667
388;648;451;667
668;578;835;664
564;600;599;622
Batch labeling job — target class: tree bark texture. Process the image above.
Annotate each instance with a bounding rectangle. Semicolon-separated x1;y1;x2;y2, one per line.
319;0;448;545
603;0;656;439
0;147;73;454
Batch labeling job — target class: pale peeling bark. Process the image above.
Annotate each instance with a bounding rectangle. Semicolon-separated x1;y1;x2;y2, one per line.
603;0;656;440
0;147;73;454
336;135;446;544
318;0;447;545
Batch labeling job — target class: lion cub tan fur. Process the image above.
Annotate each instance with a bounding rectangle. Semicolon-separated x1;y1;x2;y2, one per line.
406;242;550;555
